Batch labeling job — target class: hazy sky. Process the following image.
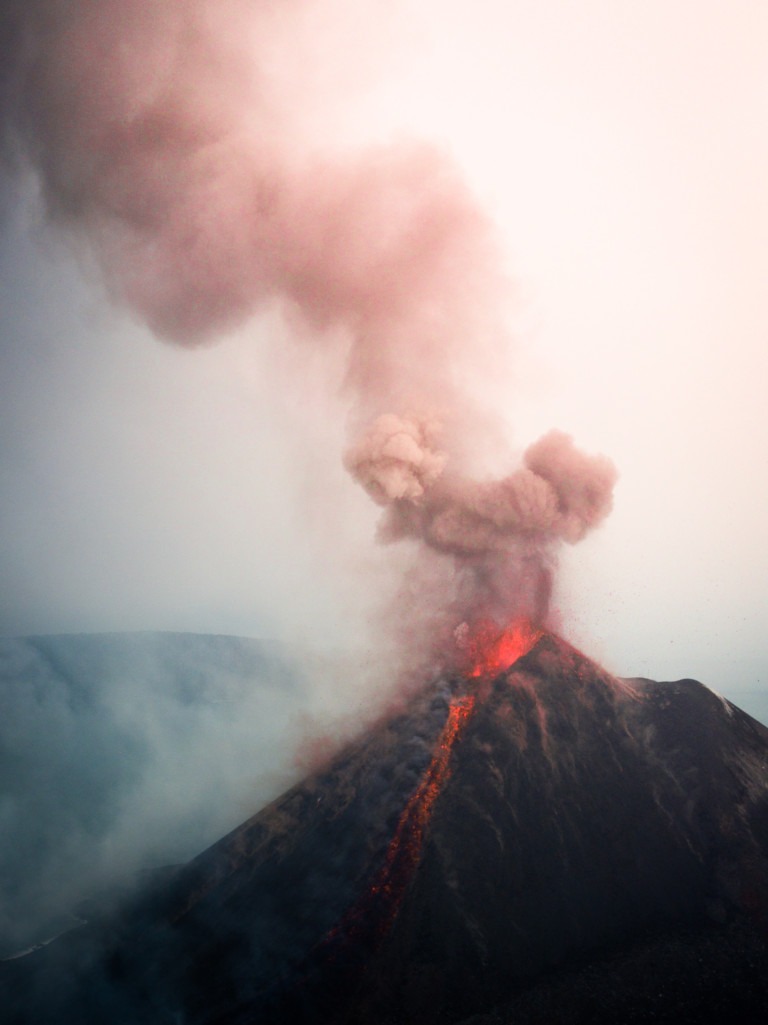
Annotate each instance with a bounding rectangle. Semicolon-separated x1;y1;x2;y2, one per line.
1;0;766;695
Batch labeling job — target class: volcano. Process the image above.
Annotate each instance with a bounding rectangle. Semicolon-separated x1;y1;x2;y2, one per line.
4;632;768;1024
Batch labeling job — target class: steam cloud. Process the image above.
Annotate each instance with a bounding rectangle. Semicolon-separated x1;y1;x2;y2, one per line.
1;0;616;659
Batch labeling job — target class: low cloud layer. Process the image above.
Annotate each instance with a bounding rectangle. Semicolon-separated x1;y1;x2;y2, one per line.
0;632;305;956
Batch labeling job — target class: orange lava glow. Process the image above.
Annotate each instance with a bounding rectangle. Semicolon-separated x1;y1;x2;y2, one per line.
324;693;476;951
463;617;543;678
373;693;476;902
322;622;543;958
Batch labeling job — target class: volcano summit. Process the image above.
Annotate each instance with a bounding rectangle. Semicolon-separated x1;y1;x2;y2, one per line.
4;632;768;1024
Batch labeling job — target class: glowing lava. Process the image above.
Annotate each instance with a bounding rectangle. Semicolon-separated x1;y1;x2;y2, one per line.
323;693;475;954
461;617;544;679
324;622;542;955
371;693;476;918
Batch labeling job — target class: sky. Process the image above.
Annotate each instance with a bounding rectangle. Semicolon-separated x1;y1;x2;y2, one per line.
0;0;767;697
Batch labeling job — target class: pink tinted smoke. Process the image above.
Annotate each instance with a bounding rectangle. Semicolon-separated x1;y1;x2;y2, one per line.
4;0;616;655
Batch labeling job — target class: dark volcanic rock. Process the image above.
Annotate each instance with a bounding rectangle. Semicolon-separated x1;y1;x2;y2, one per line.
3;634;768;1024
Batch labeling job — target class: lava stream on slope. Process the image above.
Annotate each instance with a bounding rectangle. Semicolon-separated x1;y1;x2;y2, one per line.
324;619;543;953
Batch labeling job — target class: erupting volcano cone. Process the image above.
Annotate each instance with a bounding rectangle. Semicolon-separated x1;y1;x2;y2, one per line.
4;633;768;1024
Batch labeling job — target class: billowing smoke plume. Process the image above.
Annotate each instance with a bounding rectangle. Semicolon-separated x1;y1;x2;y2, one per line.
1;1;616;662
346;416;615;633
347;417;615;552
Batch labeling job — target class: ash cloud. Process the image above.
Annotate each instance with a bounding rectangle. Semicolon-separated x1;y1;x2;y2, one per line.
349;420;615;553
1;0;616;663
348;419;616;634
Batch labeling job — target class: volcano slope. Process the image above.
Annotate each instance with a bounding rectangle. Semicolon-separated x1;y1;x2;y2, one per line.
4;633;768;1024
